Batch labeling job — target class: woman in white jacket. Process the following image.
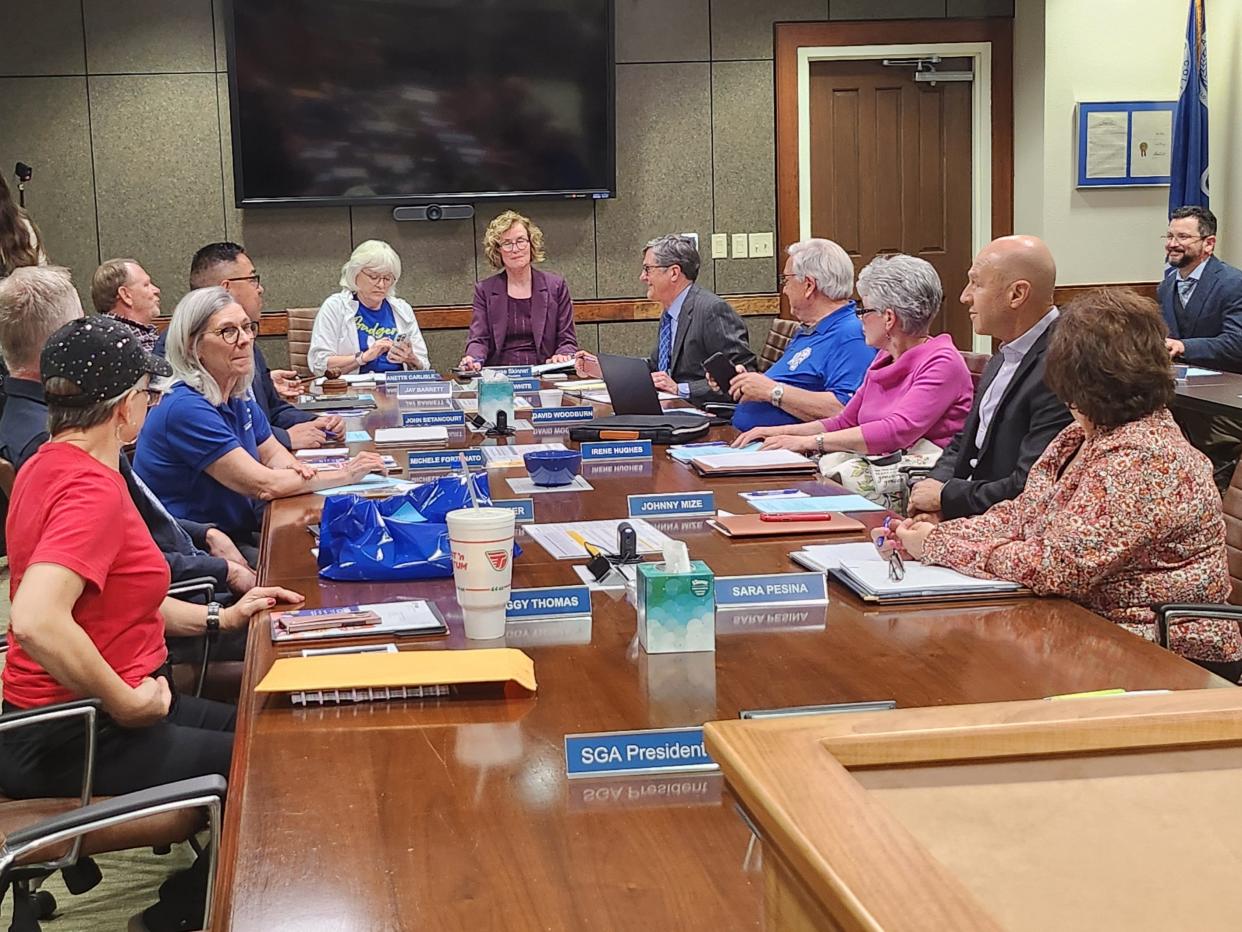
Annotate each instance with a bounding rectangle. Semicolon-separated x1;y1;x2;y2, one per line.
308;239;429;376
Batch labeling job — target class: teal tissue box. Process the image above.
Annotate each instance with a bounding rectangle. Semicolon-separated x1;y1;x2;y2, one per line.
636;560;715;654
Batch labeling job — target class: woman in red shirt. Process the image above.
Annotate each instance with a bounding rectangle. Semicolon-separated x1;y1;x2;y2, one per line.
0;317;301;932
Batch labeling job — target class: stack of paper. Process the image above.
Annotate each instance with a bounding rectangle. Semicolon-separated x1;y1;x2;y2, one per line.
373;426;449;447
271;599;447;643
523;518;674;560
480;442;568;467
791;543;1024;601
690;448;817;476
750;494;885;514
668;441;759;463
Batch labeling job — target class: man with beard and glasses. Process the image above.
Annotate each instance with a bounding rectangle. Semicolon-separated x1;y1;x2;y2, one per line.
1158;206;1242;484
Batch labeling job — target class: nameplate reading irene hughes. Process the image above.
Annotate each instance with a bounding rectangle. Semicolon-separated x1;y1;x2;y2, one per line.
401;409;465;427
530;405;596;425
581;440;653;462
492;498;535;523
407;449;483;471
714;572;827;608
627;491;715;518
386;370;445;383
506;585;591;621
395;380;453;397
564;727;717;778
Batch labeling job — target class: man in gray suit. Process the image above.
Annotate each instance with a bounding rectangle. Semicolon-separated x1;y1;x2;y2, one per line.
577;234;756;404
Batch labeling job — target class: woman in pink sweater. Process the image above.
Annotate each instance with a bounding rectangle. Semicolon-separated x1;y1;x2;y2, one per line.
734;254;972;457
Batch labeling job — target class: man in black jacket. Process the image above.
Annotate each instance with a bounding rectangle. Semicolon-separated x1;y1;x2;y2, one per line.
908;235;1071;521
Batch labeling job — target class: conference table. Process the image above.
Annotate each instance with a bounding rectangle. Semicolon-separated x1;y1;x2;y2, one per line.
212;380;1222;931
1172;367;1242;416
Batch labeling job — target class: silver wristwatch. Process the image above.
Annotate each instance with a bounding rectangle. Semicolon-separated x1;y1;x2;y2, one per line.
770;385;785;410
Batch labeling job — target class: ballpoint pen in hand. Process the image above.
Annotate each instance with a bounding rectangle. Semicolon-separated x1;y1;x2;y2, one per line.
874;516;906;582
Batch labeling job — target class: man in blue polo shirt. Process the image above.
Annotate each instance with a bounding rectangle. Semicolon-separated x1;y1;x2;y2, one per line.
720;239;875;432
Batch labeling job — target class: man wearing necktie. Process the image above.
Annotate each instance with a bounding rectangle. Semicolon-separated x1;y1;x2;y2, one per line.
1157;205;1242;483
576;234;755;404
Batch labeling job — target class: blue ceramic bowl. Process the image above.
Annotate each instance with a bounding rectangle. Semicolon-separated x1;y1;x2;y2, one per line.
524;449;582;487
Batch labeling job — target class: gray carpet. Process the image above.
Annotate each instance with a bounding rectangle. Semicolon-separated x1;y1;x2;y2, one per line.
0;563;197;931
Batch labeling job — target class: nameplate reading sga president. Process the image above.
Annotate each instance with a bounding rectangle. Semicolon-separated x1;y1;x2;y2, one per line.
565;727;717;778
627;492;715;518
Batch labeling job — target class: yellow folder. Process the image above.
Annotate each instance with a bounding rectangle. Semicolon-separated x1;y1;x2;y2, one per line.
256;647;537;695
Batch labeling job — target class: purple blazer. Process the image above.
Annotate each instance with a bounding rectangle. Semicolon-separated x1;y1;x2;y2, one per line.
465;268;578;365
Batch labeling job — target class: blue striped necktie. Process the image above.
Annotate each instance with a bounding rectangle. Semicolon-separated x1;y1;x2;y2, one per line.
658;311;673;372
1178;276;1196;306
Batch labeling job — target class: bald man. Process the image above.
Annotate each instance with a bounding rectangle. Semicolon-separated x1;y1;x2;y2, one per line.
907;235;1072;520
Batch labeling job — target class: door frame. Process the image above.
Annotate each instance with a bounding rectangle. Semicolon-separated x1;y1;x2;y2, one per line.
775;19;1014;352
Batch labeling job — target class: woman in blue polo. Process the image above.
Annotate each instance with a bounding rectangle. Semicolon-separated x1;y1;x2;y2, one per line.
134;288;382;546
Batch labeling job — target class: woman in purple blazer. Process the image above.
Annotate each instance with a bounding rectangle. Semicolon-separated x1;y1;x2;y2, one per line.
459;211;578;370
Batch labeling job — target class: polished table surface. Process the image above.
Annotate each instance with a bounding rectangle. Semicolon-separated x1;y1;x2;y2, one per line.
215;383;1222;931
1173;367;1242;415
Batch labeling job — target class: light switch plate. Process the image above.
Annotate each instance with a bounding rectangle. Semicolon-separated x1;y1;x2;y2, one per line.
731;233;749;259
749;232;774;258
710;233;729;259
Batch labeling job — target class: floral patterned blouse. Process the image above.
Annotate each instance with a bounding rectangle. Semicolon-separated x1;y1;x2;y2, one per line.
922;408;1239;662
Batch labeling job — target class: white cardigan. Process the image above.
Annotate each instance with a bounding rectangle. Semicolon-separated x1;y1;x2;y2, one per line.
308;290;430;375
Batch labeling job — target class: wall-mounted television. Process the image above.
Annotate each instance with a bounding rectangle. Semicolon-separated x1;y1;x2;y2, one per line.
224;0;615;207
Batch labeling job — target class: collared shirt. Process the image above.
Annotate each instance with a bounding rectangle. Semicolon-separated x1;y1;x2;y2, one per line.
732;302;876;432
974;306;1060;451
99;312;158;352
1176;257;1208;303
662;283;693;397
0;377;50;470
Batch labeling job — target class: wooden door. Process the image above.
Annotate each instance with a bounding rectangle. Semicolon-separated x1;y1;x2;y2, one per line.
808;59;974;348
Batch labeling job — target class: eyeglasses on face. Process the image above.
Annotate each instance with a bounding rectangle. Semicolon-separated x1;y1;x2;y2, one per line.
139;387;165;408
210;320;261;345
854;306;884;319
1163;233;1205;245
499;237;530;252
358;269;396;286
641;264;670;276
223;273;261;286
778;273;801;288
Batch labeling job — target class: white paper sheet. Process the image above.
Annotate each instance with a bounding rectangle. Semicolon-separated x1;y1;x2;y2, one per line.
506;475;594;495
523;518;673;559
480;442;568;467
373;426;449;444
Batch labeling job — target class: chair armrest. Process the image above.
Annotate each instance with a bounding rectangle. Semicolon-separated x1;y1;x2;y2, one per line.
899;465;934;487
1153;603;1242;648
167;575;218;602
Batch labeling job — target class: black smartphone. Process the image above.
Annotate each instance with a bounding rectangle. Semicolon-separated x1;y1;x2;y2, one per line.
703;352;738;392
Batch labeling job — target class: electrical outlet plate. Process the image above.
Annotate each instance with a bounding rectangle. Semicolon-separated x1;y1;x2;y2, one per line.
710;233;729;259
749;232;774;258
731;233;749;259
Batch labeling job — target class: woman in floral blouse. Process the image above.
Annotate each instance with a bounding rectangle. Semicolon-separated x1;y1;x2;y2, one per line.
878;287;1239;678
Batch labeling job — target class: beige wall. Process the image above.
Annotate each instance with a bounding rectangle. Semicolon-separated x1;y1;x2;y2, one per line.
1013;0;1219;284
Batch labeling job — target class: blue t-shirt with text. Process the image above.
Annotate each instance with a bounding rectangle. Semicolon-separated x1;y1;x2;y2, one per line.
354;297;402;373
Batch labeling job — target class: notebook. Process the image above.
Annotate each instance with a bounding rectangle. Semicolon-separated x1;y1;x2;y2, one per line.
270;599;448;643
792;544;1027;603
689;449;817;477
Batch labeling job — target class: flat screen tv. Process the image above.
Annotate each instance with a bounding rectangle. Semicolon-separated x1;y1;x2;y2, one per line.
224;0;615;207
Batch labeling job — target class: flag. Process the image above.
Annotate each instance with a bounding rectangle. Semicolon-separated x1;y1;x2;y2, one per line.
1169;0;1208;213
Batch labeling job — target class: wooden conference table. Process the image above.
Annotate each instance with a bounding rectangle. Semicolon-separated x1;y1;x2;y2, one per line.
213;382;1222;931
1173;366;1242;416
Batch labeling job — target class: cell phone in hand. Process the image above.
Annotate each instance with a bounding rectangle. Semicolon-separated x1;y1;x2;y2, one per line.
703;352;738;392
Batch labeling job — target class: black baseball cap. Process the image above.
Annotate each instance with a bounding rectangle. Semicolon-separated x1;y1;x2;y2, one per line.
41;316;173;408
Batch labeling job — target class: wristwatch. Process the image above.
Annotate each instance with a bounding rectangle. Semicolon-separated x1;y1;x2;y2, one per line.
770;384;785;410
206;601;222;639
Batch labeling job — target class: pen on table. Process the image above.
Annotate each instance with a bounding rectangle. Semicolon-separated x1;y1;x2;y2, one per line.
747;488;802;498
567;530;592;552
758;513;836;522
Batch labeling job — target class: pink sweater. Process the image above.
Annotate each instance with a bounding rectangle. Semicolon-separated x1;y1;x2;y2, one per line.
820;333;973;455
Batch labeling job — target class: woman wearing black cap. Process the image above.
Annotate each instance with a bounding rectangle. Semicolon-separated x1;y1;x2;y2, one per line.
0;317;303;932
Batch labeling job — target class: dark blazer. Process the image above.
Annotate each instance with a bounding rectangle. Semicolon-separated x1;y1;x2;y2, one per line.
644;283;757;404
465;268;577;365
154;331;313;448
1157;255;1242;373
927;323;1071;520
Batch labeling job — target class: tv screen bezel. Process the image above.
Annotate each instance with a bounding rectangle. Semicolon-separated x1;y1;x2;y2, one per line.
222;0;616;208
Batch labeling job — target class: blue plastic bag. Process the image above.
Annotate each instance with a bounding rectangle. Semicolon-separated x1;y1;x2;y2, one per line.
317;472;520;581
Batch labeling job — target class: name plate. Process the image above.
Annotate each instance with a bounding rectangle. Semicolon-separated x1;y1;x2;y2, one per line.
565;727;717;778
714;572;827;608
627;491;715;518
395;380;453;397
386;370;444;383
484;366;533;378
530;405;595;425
581;440;653;462
407;448;483;471
510;379;541;393
492;498;535;523
401;409;465;427
506;585;591;621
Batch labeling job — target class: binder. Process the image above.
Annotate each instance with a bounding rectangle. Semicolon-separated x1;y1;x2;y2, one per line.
689;449;817;477
709;513;866;538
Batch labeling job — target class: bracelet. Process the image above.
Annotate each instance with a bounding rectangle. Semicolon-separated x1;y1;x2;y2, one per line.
816;434;825;455
206;601;222;639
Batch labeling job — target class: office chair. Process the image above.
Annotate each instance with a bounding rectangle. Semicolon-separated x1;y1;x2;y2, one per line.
0;695;226;932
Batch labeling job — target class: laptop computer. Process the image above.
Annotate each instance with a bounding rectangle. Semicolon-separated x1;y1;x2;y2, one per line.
598;353;664;415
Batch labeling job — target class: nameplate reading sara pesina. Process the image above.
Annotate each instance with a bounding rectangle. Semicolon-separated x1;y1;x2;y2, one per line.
386;370;445;383
581;439;653;462
506;585;591;621
530;405;596;425
565;727;717;778
492;498;535;523
714;572;827;608
627;491;715;518
483;365;533;379
401;409;465;427
395;380;453;397
407;448;483;471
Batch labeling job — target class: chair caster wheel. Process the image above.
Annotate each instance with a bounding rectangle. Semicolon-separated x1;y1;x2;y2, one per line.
33;889;56;919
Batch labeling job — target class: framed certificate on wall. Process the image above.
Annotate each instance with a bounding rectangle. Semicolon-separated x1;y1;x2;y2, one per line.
1076;100;1177;187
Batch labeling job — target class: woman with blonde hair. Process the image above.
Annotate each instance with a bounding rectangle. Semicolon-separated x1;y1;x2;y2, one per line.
308;239;429;376
459;210;577;370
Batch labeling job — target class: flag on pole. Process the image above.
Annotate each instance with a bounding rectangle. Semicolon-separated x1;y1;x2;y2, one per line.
1169;0;1208;213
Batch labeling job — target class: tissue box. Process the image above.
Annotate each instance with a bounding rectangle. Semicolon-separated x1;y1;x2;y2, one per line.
636;560;715;654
